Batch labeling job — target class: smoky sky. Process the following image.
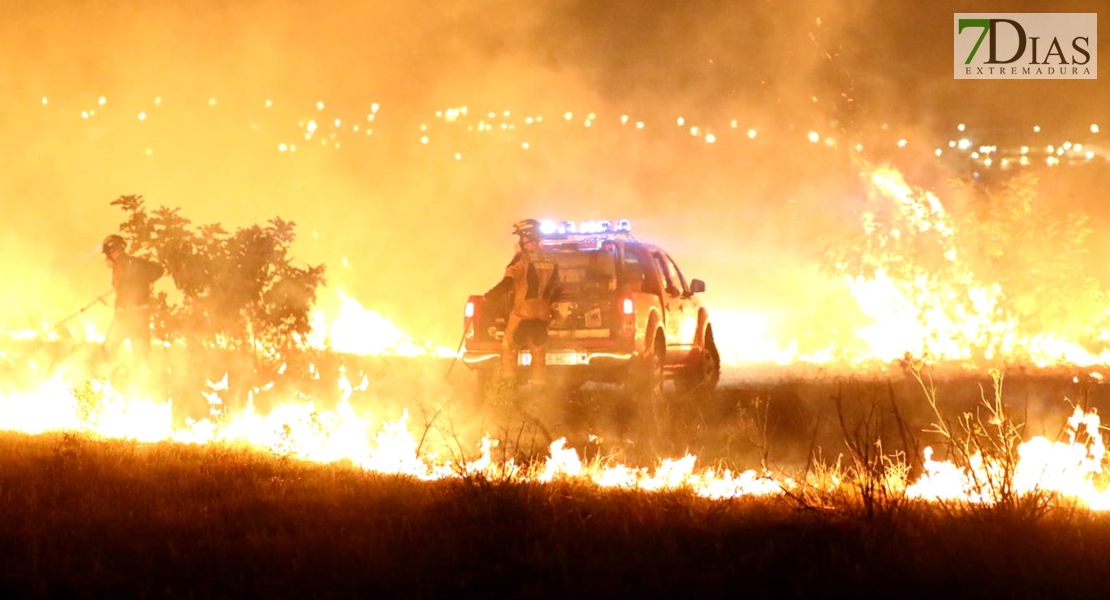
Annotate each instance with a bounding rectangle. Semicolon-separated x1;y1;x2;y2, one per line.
1;0;1107;345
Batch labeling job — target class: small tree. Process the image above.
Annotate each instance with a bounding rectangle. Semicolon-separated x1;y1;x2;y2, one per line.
110;194;327;361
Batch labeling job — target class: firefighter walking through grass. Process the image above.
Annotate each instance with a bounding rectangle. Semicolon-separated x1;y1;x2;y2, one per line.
101;234;164;363
484;219;561;386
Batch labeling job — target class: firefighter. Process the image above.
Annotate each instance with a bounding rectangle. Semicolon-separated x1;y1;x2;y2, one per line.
100;234;164;362
484;218;561;386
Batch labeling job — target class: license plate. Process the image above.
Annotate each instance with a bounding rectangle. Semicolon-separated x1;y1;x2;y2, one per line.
546;351;578;365
518;351;578;366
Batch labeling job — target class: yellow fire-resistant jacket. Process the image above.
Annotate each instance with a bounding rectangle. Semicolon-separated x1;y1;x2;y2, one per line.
486;248;561;321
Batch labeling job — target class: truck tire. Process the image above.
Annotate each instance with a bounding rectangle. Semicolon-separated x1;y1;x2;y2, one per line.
675;327;720;401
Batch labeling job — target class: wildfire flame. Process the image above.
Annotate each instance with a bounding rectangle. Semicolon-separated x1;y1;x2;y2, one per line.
4;155;1110;508
0;369;1108;507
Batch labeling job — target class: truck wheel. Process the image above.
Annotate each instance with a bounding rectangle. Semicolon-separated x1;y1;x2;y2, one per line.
676;328;721;400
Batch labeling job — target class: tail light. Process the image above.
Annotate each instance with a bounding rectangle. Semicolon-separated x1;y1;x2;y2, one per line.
464;300;476;339
621;297;635;335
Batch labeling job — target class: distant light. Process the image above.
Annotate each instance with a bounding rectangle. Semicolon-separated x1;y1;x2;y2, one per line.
455;153;462;161
897;139;907;148
636;121;645;129
154;97;162;106
522;141;529;150
747;128;757;139
306;120;318;133
316;101;325;111
144;148;153;156
1092;124;1101;134
1086;150;1095;159
278;143;289;152
420;136;429;144
935;149;942;156
854;143;864;152
352;124;359;132
1033;125;1041;133
1062;141;1072;150
689;126;701;137
1021;146;1029;154
525;116;534;124
807;131;819;143
98;96;106;106
730;119;738;128
705;133;716;144
137;111;146;121
41;97;48;105
584;119;592;128
957;123;965;131
81;110;89;119
564;111;573;121
948;140;956;148
677;116;685;126
620;114;629;125
367;113;375;122
334;118;341;127
503;110;511;117
487;111;495;119
420;123;427;131
265;99;272;108
342;258;349;267
208;97;217;106
957;138;971;150
371;103;379;113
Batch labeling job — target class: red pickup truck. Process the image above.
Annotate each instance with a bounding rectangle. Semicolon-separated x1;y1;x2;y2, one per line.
460;220;720;408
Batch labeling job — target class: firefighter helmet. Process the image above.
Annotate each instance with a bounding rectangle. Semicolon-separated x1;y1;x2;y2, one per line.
102;234;126;254
512;218;541;240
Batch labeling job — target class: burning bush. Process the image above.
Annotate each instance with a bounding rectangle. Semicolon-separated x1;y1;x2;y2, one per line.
110;194;327;361
823;165;1110;364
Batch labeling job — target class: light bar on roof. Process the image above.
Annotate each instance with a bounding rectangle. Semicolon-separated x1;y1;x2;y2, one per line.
538;219;632;236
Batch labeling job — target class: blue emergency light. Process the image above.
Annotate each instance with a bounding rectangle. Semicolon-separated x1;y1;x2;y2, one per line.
539;219;631;236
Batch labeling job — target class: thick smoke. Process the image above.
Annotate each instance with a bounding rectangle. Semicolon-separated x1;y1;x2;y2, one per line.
0;0;1106;352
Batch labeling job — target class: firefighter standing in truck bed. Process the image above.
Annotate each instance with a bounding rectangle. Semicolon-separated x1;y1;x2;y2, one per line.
101;234;164;362
484;219;561;385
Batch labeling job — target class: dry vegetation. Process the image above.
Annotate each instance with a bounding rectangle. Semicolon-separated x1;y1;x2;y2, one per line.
2;357;1110;599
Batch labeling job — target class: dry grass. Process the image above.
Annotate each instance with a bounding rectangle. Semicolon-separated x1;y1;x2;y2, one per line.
1;431;1110;599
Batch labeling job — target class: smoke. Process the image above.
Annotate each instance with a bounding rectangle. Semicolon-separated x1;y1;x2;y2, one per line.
0;0;1106;354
